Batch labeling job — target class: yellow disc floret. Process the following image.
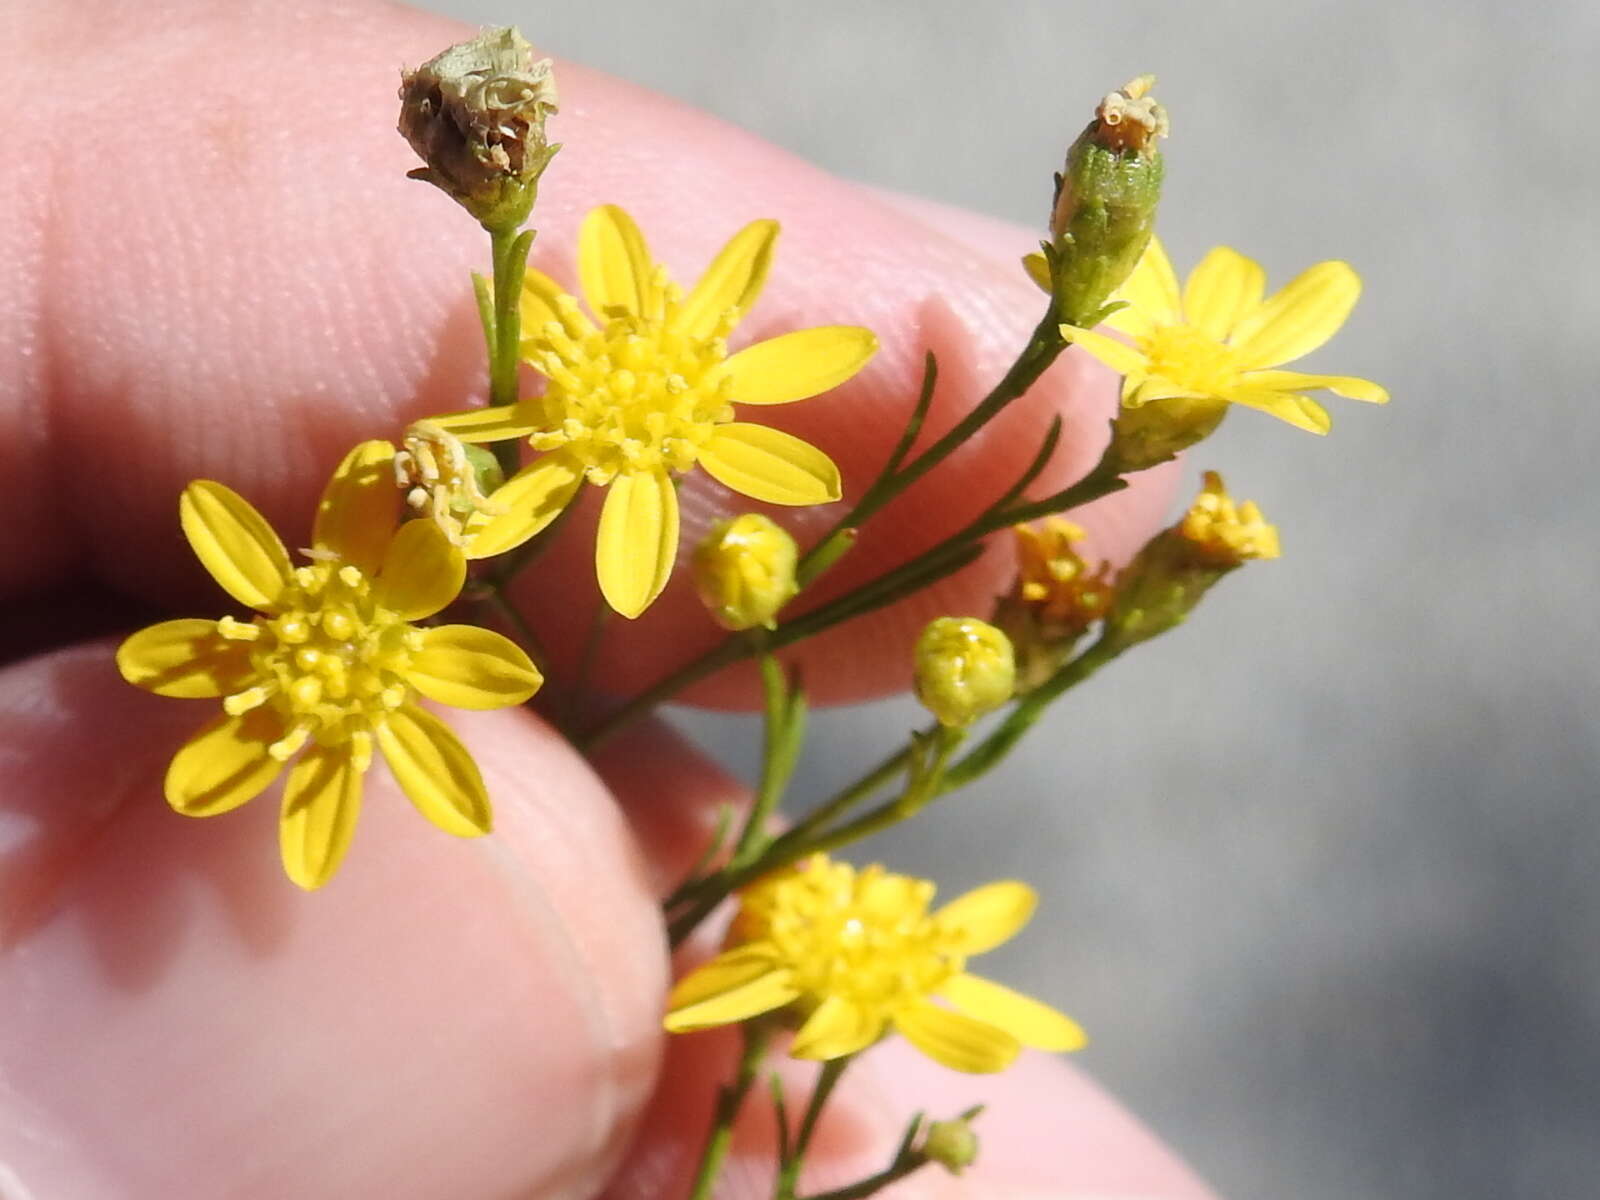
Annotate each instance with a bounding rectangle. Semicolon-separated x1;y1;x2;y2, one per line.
525;287;737;484
217;562;423;767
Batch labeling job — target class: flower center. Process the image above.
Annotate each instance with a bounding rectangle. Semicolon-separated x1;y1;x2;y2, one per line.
216;562;422;765
524;290;736;484
744;862;964;1011
1139;323;1241;394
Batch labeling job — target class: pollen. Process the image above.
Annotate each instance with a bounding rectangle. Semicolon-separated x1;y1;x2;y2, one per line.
524;289;738;485
218;562;420;753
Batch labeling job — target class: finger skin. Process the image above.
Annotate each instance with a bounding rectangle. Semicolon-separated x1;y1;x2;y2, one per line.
1;0;1176;705
0;643;666;1199
600;1032;1218;1199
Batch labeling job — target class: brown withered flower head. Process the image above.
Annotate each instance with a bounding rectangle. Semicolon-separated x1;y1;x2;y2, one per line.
398;27;559;230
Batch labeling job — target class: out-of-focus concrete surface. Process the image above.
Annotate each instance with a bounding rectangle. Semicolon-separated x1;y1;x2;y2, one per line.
427;2;1600;1196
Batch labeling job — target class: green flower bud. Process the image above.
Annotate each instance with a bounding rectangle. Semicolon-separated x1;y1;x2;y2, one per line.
692;514;799;631
914;618;1016;728
922;1116;981;1176
398;27;559;231
1044;76;1167;320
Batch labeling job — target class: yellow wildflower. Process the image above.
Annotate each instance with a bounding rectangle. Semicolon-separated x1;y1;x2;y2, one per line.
430;205;877;618
116;442;543;889
1179;470;1281;565
664;855;1084;1074
1059;236;1388;434
1012;518;1115;636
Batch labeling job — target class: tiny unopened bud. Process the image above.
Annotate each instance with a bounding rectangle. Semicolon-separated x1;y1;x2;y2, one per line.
922;1117;981;1176
1041;76;1167;317
914;618;1016;728
398;27;559;230
1105;472;1278;650
692;514;799;631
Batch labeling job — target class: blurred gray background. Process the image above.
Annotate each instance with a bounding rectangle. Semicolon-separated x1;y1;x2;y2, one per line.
426;2;1598;1196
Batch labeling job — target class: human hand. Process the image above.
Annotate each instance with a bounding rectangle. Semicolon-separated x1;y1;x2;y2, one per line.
0;3;1210;1196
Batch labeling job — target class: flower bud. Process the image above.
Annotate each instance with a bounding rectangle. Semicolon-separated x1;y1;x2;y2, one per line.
692;514;799;631
921;1116;981;1176
1040;76;1167;318
1105;472;1278;650
398;27;559;231
914;618;1016;728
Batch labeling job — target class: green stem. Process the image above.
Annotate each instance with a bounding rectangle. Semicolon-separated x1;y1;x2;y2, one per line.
483;223;534;481
687;1024;771;1200
776;1057;852;1199
476;584;549;671
728;652;797;869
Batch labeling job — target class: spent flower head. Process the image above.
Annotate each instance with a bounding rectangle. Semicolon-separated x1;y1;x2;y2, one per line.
1106;470;1279;650
995;519;1115;691
117;442;543;889
430;205;876;617
692;513;799;631
398;27;559;230
664;855;1084;1073
1061;237;1389;469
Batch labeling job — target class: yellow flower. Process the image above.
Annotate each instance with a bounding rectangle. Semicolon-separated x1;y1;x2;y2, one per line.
116;442;544;889
664;855;1084;1073
1013;518;1115;635
1179;470;1281;565
431;205;878;618
1059;236;1388;434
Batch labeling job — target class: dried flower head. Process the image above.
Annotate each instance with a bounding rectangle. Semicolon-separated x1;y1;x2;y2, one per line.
398;27;559;229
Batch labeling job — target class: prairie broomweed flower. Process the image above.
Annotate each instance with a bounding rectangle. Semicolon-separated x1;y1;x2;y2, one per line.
431;205;877;617
664;855;1084;1074
1012;519;1114;637
117;442;543;889
1180;470;1281;565
1061;236;1388;435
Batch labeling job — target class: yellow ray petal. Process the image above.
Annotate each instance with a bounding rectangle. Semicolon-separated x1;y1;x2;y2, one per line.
426;404;541;445
312;440;399;576
117;619;257;698
1246;369;1389;404
373;518;465;621
520;266;594;337
1021;249;1051;293
1230;260;1361;369
892;1000;1021;1074
1227;385;1333;434
664;951;799;1032
462;453;584;560
164;709;285;817
791;995;885;1061
179;481;292;612
935;881;1038;955
940;973;1086;1052
1182;246;1266;342
405;625;543;709
596;469;680;619
375;704;492;837
1059;324;1150;379
1117;235;1181;326
719;326;878;406
280;744;363;890
1103;300;1158;341
674;218;779;339
699;424;841;506
579;204;660;320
